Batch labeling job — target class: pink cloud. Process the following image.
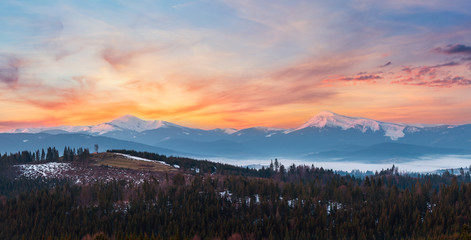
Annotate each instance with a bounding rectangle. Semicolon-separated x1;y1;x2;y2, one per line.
324;74;382;84
392;75;471;87
392;63;471;87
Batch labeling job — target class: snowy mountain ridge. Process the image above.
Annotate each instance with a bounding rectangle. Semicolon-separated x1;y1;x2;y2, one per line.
108;115;180;132
6;111;453;140
290;111;412;140
9;115;182;135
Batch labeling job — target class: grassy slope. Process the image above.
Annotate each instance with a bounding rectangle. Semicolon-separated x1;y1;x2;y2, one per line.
89;152;177;172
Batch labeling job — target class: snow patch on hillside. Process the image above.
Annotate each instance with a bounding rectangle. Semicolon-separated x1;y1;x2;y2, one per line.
381;124;405;140
222;128;238;134
116;153;171;166
15;161;173;184
16;162;73;178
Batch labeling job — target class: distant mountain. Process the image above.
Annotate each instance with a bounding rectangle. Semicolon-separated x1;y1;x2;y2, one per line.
287;111;409;140
3;111;470;161
9;115;183;135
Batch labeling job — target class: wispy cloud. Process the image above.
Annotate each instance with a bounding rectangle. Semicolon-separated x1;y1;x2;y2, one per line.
431;61;461;67
324;74;382;84
101;45;166;71
380;61;392;67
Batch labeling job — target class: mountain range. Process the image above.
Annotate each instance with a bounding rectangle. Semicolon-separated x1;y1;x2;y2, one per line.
2;111;470;162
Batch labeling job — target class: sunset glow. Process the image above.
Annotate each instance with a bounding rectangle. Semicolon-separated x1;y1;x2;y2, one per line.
1;1;471;131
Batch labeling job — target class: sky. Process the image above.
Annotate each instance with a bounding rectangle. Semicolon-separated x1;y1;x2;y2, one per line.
1;0;471;131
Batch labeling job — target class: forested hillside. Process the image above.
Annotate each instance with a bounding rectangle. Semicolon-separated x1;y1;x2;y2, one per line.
0;149;470;239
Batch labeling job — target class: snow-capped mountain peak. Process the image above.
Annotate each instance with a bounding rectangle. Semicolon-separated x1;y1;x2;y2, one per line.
295;111;380;131
291;111;407;140
7;115;181;135
108;115;176;132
